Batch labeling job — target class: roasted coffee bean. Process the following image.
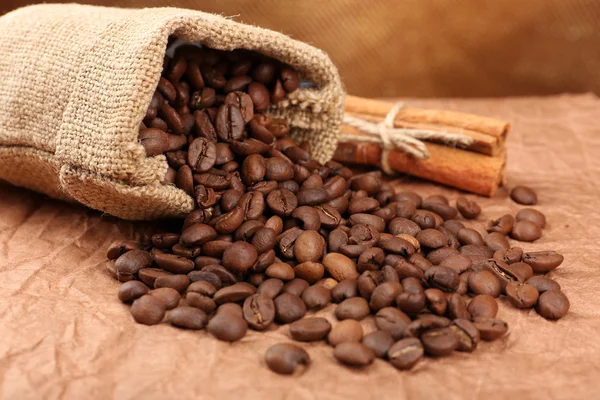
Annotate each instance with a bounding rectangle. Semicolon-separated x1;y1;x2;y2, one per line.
425;266;460;292
424;288;448;315
522;251;564;273
149;287;181;310
280;67;300;92
436;226;460;249
493;247;524;265
374;307;411;340
388;338;424;370
392;191;422;208
152;233;180;249
472;318;508;341
289;318;332;342
131;295;166;325
153;253;195;274
193;256;221;269
301;285;331;310
115;250;152;280
188;271;222;289
316;204;342;228
348;213;386;233
187;280;217;297
459;244;494;259
404;315;451;338
257;278;284;299
439;254;472;274
207;312;248;342
484;232;510;251
222;241;258;272
468;295;498;319
293;230;325;263
511;220;542;242
396;292;426;315
421;327;459;357
506;282;539;309
335;297;370;321
224;90;253;123
457;228;485;246
349;172;382;195
450;319;480;352
265;343;310;375
360;330;394;359
357;271;381;300
331;279;358;303
300;174;323;190
526;276;561;293
241;153;266;185
169;306;208;330
381;264;400;283
265;157;295;181
215;104;245;141
487;214;514;235
217;302;244;318
328;319;363;346
291;206;321;231
379;236;415;256
119;281;149;303
242;294;275;330
370;282;402;311
357;248;385;272
181;223;217;247
293;262;324;284
282;278;310;298
154;274;191;293
468;270;502;298
411;210;438;229
416;229;447;249
536;290;570;320
334;342;375;367
323;253;359;282
426;247;460;265
297;188;328;206
139;128;169;157
267;188;298;217
448;293;471;320
213;283;256;304
278;228;303;259
442;220;464;237
421;201;457;220
511;185;537;205
107;240;139;260
138;268;171;287
408;254;433;272
456;196;481;219
274;293;307;323
516;208;546;228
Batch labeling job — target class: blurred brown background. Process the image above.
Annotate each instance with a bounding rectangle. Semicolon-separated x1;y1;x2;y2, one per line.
3;0;600;98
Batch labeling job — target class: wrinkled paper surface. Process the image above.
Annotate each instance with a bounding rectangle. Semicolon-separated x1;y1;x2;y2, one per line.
1;95;599;400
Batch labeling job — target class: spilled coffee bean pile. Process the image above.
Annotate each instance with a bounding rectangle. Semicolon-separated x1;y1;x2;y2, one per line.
106;43;570;374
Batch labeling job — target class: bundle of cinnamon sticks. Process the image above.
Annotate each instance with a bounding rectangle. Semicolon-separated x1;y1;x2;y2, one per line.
334;96;509;196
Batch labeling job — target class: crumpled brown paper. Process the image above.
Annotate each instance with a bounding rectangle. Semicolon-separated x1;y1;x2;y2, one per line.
1;94;599;400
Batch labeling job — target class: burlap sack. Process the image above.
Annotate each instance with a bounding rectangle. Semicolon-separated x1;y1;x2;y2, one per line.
0;4;345;220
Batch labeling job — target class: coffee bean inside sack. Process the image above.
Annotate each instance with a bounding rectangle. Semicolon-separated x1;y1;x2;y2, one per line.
106;40;570;375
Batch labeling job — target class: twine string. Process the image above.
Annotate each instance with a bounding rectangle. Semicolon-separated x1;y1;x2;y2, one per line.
341;102;474;174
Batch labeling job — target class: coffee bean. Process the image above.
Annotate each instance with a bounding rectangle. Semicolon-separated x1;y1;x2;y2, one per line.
450;319;480;352
349;213;386;233
280;67;300;92
334;342;375;367
293;262;324;284
360;330;394;359
421;327;459;357
468;295;498;319
511;185;537;205
468;270;502;297
267;188;298;217
289;317;332;342
169;306;208;330
439;254;472;274
396;292;426;315
114;250;152;281
283;278;310;297
487;214;514;235
388;338;424;370
335;297;370;320
456;197;481;219
328;319;363;346
257;278;284;299
293;230;325;263
106;240;139;260
416;229;447;248
421;201;457;221
484;232;510;251
427;247;460;265
153;253;195;274
274;293;307;323
424;288;448;315
526;276;561;293
536;290;570;320
242;294;275;330
522;250;564;273
222;241;258;272
265;343;310;375
241;153;266;185
154;274;191;293
493;247;524;264
130;295;166;325
118;281;149;303
404;315;451;338
331;279;358;303
217;302;244;318
187;280;217;297
374;307;411;340
370;282;402;311
266;262;295;281
516;208;546;228
139;128;169;157
472;318;508;341
213;283;256;304
511;220;542;242
180;223;217;247
424;266;460;292
207;312;248;341
138;268;171;287
459;244;494;259
357;271;381;300
322;253;359;281
411;210;438;229
506;281;539;309
457;228;485;246
447;293;471;320
301;285;331;310
149;287;181;310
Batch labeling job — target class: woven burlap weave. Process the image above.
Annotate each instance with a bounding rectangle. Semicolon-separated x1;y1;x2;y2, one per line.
0;4;345;220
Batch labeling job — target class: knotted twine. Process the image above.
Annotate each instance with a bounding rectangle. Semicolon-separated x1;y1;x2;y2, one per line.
340;102;474;174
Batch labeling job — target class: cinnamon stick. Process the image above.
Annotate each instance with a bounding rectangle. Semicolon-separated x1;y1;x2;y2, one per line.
344;95;509;140
346;111;502;156
335;124;505;196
